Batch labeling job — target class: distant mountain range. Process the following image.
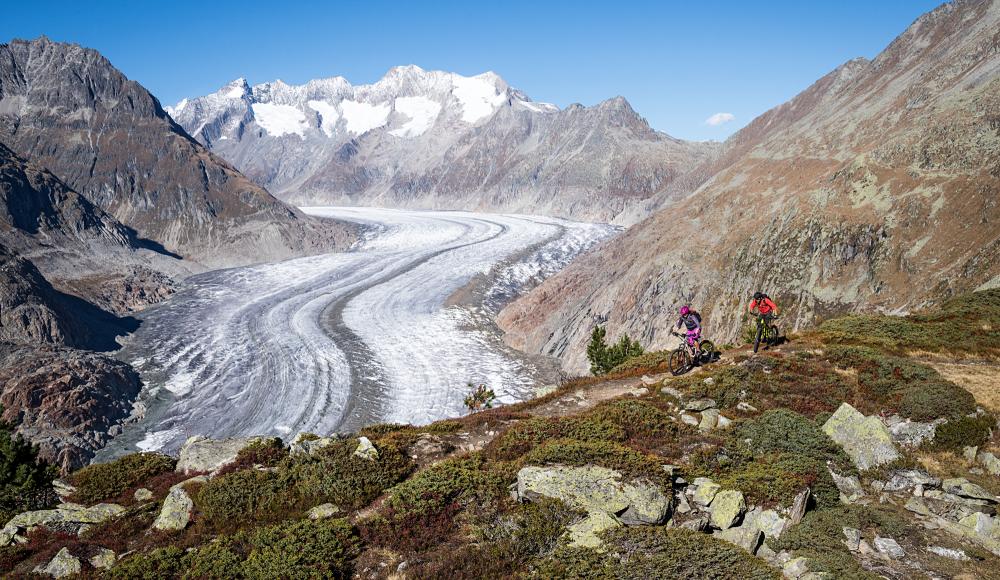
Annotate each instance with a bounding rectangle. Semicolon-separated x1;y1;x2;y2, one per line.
167;67;715;224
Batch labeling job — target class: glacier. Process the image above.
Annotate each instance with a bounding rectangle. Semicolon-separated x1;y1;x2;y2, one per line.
104;208;619;457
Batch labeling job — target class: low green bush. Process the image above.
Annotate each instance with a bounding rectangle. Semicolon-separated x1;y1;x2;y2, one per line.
105;546;187;580
536;527;780;579
719;453;839;510
923;415;997;452
586;399;679;447
70;453;176;505
685;366;750;409
422;421;463;434
607;350;670;376
216;438;288;477
488;416;626;461
281;438;413;510
733;409;855;473
359;423;412;438
196;468;288;524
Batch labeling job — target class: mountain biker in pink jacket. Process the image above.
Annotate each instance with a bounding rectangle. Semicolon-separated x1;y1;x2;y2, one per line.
675;306;701;347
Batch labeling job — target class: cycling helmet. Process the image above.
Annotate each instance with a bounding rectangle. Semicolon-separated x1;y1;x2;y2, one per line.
753;292;763;300
680;306;690;316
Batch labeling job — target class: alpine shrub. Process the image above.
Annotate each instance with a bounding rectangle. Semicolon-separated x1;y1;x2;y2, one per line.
521;440;671;488
196;468;288;523
105;546;187;580
70;452;176;505
215;437;287;477
923;414;996;452
733;409;855;474
719;453;839;510
0;407;58;522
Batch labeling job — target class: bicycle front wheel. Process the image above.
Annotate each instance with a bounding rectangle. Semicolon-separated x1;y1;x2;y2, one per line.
669;348;692;376
699;340;716;364
769;325;780;347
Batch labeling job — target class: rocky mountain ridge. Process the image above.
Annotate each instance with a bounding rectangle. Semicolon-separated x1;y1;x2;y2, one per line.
168;66;716;224
498;0;1000;374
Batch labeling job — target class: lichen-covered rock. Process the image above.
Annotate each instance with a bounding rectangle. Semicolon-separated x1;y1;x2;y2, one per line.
354;436;379;460
0;524;18;546
290;435;335;455
873;536;904;559
134;488;153;501
748;509;786;539
943;478;997;503
888;419;939;447
567;511;622;548
715;524;762;554
685;399;716;411
89;548;115;570
965;446;979;462
783;557;809;579
978;452;1000;477
535;384;558;397
152;486;194;531
904;497;934;517
829;470;864;497
7;503;125;529
176;435;264;474
306;503;341;520
517;465;671;526
959;511;994;536
680;413;699;426
709;490;746;530
928;546;970;561
784;489;811;531
842;527;861;551
52;480;76;497
822;403;899;471
692;479;721;507
35;547;80;578
700;409;721;431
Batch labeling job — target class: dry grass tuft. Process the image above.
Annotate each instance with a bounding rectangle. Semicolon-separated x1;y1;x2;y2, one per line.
929;362;1000;413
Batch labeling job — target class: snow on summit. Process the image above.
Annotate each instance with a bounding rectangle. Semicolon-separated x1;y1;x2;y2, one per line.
252;103;309;138
451;75;506;123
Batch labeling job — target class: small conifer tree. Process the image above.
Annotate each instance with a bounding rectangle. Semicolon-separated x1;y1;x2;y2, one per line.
0;406;57;520
587;325;644;376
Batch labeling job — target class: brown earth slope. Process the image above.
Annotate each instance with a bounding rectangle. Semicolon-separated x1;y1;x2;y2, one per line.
498;0;1000;374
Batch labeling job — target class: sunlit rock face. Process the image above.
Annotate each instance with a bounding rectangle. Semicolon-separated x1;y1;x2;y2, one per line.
168;67;716;225
498;0;1000;374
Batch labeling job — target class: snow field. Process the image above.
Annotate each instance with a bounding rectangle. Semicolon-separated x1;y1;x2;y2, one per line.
451;75;506;123
307;100;341;137
341;101;391;135
251;103;309;138
389;96;442;138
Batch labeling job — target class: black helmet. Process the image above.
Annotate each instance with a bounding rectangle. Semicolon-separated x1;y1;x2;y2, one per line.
753;292;763;300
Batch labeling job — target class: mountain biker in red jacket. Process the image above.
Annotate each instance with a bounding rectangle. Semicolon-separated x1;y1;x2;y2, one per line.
749;292;778;351
675;306;701;347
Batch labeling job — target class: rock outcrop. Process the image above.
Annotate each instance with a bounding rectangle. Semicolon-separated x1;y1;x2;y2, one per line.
822;403;900;471
175;435;265;475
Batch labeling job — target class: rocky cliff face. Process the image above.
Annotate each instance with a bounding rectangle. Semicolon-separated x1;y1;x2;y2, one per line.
168;67;715;224
498;0;1000;374
0;342;141;474
0;36;358;269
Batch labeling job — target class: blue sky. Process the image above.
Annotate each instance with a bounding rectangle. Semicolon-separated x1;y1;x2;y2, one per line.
5;0;944;142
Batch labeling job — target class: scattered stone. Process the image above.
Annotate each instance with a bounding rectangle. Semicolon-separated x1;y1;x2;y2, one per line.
675;490;692;514
700;409;721;430
307;503;341;520
35;547;81;578
830;471;864;497
716;415;732;429
888;419;939;448
0;524;18;547
942;478;997;503
782;489;811;532
716;524;762;554
517;465;671;526
709;490;746;530
913;485;924;497
354;437;379;460
89;548;115;570
535;384;558;397
153;486;194;531
843;527;861;551
692;479;721;507
52;479;76;497
874;537;904;559
685;399;717;411
822;403;900;471
858;539;877;557
927;546;969;561
703;377;714;385
640;375;661;386
979;452;1000;476
134;488;153;502
680;517;709;532
970;468;986;475
756;543;778;563
736;402;758;412
904;498;934;518
660;386;684;401
6;503;125;531
958;511;993;536
783;557;809;579
291;435;338;456
964;446;979;462
567;511;622;548
680;413;699;426
752;509;787;539
176;436;264;475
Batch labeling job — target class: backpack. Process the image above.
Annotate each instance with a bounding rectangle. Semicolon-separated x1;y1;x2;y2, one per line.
690;310;702;324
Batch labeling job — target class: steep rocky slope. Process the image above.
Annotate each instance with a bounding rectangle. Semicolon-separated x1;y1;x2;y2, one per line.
168;67;714;224
0;36;357;269
498;0;1000;374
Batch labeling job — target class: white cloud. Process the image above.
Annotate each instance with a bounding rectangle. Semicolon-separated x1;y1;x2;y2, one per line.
702;113;735;126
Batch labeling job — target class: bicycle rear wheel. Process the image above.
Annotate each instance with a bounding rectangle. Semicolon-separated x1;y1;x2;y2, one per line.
698;340;716;364
669;348;692;376
769;325;780;348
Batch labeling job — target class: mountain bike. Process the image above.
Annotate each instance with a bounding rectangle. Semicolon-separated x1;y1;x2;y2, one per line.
668;331;716;376
752;312;780;353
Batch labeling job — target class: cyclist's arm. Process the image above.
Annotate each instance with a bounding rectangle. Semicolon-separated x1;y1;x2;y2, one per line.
764;298;777;314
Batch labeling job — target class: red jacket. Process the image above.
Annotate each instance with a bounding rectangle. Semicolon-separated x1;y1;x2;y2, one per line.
751;297;777;315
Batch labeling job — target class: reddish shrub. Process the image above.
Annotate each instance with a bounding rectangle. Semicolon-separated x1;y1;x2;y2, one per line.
358;492;462;553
